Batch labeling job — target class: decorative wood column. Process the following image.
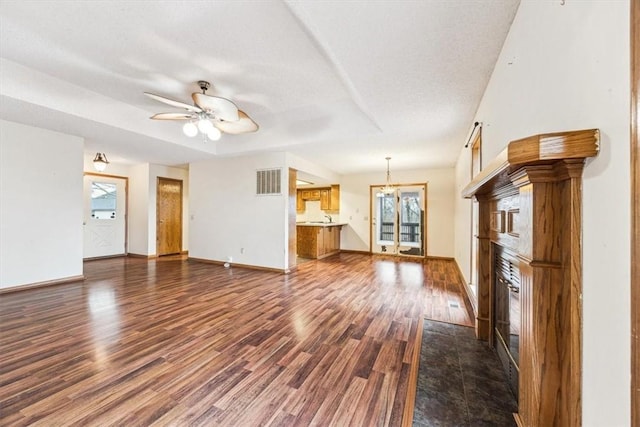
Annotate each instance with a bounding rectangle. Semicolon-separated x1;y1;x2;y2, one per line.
462;129;599;427
475;194;492;341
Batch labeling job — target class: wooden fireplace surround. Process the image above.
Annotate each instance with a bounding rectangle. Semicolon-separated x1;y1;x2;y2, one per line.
462;129;600;427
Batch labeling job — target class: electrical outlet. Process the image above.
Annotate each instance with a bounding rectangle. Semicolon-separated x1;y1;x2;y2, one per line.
240;248;245;254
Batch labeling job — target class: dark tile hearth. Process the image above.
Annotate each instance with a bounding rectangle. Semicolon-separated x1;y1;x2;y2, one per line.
413;320;517;427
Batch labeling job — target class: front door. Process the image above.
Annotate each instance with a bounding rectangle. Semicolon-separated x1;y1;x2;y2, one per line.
370;184;426;257
156;177;183;256
83;174;127;258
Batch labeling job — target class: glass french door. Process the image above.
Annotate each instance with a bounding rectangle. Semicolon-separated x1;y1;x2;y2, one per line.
370;184;426;257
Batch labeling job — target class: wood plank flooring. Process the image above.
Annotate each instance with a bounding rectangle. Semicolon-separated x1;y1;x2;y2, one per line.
0;254;473;426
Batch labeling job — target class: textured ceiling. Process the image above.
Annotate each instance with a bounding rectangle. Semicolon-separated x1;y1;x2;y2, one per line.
0;0;519;175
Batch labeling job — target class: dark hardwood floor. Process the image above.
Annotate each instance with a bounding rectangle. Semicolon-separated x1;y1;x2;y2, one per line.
0;253;473;426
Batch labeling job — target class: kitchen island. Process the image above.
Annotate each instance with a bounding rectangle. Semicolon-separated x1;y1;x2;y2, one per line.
296;222;345;259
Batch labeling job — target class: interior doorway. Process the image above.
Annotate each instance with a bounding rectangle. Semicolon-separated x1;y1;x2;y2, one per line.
83;173;127;259
156;177;183;256
370;183;426;257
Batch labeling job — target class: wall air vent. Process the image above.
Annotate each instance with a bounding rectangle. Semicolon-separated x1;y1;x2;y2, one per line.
256;168;282;195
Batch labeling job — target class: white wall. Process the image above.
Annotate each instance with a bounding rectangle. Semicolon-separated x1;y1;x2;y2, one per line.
340;168;455;257
286;152;340;184
452;2;630;425
128;163;150;255
0;120;83;288
189;153;288;270
454;148;473;283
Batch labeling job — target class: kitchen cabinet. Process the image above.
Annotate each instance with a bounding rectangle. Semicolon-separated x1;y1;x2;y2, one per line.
301;190;320;201
320;189;330;210
296;224;343;259
323;225;340;254
297;185;340;212
329;184;340;212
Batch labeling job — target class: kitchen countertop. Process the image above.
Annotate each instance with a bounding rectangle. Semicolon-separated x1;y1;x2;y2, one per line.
296;222;346;227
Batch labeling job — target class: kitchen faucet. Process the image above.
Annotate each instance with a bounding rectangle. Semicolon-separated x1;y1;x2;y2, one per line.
324;214;332;223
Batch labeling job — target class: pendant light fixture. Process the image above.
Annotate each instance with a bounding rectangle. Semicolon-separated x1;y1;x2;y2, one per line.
93;153;109;172
380;156;395;195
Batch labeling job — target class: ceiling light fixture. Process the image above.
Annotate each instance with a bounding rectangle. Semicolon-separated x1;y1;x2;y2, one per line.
147;80;258;142
207;126;222;141
182;113;222;141
93;153;109;172
182;122;198;137
380;156;395;195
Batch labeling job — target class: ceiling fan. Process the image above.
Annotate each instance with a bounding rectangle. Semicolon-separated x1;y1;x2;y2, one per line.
144;80;258;141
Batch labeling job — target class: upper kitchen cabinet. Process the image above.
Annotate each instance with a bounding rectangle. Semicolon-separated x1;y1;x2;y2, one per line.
297;185;340;213
300;189;321;201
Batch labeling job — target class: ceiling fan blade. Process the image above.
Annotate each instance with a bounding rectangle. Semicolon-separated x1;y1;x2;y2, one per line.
216;110;259;134
150;113;194;120
144;92;202;112
192;93;239;122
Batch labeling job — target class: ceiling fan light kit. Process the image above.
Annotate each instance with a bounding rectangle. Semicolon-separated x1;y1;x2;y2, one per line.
206;126;221;141
145;80;258;142
182;122;198;137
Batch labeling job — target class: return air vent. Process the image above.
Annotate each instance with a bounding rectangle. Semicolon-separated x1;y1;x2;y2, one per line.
256;168;282;195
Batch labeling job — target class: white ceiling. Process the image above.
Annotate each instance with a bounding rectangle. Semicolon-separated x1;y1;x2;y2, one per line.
0;0;519;175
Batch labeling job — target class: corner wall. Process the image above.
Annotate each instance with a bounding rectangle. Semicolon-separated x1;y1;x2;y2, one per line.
0;120;84;288
128;163;150;255
452;2;631;425
189;152;288;270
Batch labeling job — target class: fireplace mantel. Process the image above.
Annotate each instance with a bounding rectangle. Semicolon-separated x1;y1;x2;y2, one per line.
461;128;599;427
462;129;600;198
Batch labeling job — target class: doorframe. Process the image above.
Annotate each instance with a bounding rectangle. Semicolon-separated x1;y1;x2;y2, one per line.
83;172;129;257
156;176;183;256
469;128;482;310
368;182;428;258
631;0;639;423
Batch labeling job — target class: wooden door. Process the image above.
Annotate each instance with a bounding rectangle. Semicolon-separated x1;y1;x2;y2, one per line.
156;177;182;256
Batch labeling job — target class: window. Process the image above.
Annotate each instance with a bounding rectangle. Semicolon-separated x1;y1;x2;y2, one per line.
91;182;117;219
377;194;395;244
400;192;420;245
